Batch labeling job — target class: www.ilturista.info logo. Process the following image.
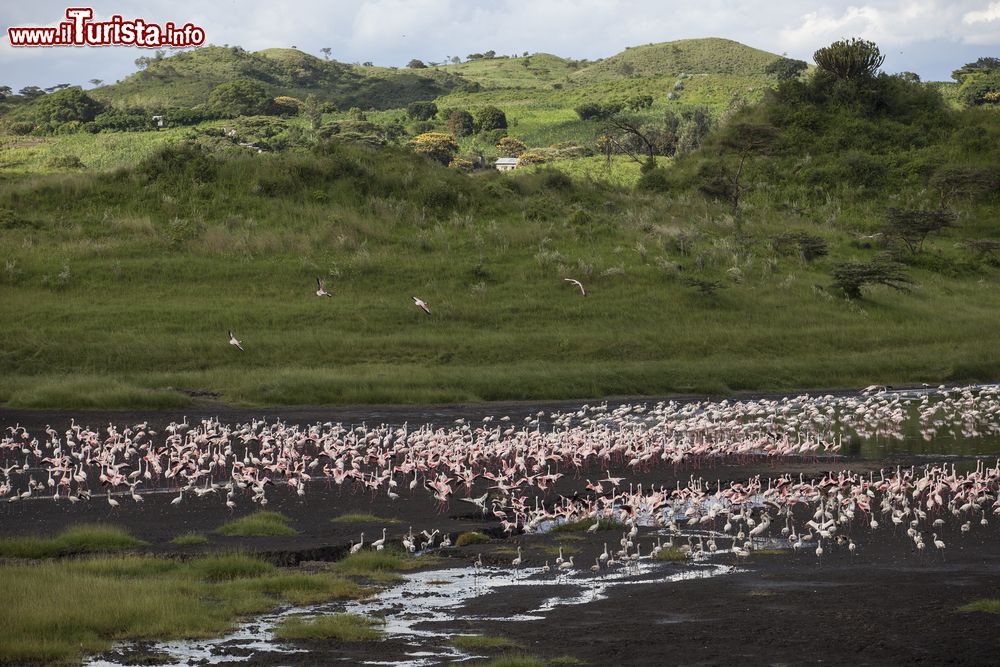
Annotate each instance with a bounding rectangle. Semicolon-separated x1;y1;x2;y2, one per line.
7;8;206;48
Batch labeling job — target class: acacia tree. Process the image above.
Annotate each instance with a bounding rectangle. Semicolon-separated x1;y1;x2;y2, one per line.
715;122;778;215
882;208;958;254
831;259;913;299
814;38;884;80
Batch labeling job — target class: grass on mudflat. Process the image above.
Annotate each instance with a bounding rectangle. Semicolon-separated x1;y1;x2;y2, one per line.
215;511;297;537
331;513;400;524
474;656;547;667
549;518;623;534
333;548;429;581
959;599;1000;613
451;635;520;650
274;613;383;641
0;524;145;558
455;531;491;547
654;547;687;562
170;532;209;546
0;554;367;664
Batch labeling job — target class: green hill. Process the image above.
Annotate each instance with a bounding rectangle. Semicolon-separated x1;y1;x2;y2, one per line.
571;38;782;82
89;45;465;111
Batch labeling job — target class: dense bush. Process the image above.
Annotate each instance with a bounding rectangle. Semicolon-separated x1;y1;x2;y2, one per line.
30;88;102;125
208;79;271;118
475;105;507;132
406;101;438;121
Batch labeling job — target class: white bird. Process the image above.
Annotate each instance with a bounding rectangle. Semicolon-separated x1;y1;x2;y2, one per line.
106;490;119;508
412;296;431;315
564;278;587;296
350;532;365;554
228;331;244;352
511;546;522;567
371;528;386;551
315;277;332;297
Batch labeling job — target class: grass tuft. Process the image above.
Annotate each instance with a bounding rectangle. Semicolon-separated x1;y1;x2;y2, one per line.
274;613;382;641
654;547;687;562
549;518;623;533
215;511;297;537
475;656;547;667
331;513;400;524
0;524;145;558
455;531;491;547
333;548;425;580
959;599;1000;614
451;635;520;650
170;533;209;546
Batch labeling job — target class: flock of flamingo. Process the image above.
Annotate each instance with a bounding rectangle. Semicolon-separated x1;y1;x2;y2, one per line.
2;384;999;569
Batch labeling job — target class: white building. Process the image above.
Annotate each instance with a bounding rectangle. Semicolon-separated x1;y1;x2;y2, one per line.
495;157;519;172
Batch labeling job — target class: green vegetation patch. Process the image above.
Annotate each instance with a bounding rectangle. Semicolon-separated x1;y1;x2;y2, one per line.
331;513;400;524
333;548;427;580
455;531;491;547
0;555;366;664
451;635;520;650
654;547;687;562
0;524;145;558
959;599;1000;613
475;656;547;667
216;511;297;537
549;518;623;533
274;613;383;641
170;533;209;546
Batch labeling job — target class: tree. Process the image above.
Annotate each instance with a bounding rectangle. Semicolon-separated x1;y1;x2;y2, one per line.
831;259;913;299
450;56;461;64
412;132;459;165
0;85;11;99
208;79;271;117
447;109;475;137
881;208;958;254
88;79;103;88
44;83;71;93
930;166;999;205
814;38;884;80
484;50;496;59
702;122;778;215
475;105;507;131
765;57;808;80
32;87;102;124
496;136;527;157
407;59;427;69
301;94;322;131
406;101;438;121
320;47;332;60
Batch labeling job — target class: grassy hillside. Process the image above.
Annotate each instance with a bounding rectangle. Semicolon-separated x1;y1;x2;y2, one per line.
2;39;999;408
89;46;464;111
1;123;999;408
569;38;782;82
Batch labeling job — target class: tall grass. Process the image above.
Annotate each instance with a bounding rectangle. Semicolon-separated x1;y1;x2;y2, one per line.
0;554;366;664
0;524;145;558
274;613;382;641
216;511;297;537
1;128;999;409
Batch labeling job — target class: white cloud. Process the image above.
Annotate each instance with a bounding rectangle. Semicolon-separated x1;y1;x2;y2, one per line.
964;2;1000;23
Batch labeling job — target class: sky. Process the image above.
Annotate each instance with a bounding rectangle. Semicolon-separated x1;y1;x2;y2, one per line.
1;0;999;92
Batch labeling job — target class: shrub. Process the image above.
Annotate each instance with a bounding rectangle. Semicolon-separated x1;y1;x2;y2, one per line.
476;105;507;131
447;109;475;137
407;101;438;121
208;79;271;118
412;132;459;165
496;136;527;157
31;87;102;125
517;151;545;166
215;511;297;537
